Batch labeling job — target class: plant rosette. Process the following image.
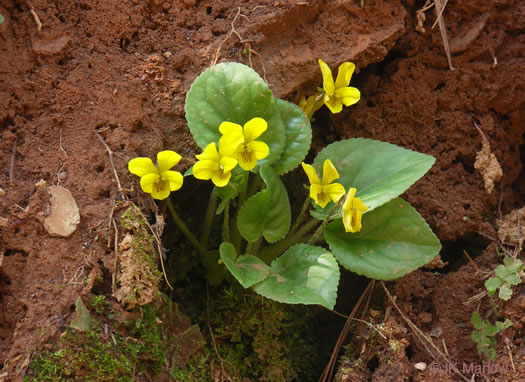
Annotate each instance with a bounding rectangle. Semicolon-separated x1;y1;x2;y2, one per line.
130;62;441;310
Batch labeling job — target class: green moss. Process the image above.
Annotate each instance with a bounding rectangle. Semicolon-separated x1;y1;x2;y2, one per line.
170;285;320;381
26;305;166;381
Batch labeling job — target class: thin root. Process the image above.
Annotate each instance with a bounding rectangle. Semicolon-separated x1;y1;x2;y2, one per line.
210;7;270;85
25;1;42;32
95;131;127;200
112;218;118;292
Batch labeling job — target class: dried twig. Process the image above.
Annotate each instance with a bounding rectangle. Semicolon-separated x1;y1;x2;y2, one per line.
59;128;68;158
9;137;17;180
94;131;127;199
112;218;119;292
463;249;481;273
319;279;375;382
433;0;454;70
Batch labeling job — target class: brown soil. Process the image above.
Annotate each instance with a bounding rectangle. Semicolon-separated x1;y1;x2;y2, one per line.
0;0;524;381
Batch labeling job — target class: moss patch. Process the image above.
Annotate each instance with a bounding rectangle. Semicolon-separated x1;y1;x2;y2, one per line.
25;304;166;381
170;285;321;381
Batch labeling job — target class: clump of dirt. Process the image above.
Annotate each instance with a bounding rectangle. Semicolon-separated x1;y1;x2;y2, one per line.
0;0;524;380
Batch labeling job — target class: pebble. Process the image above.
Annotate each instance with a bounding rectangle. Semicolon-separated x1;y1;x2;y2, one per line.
43;185;80;237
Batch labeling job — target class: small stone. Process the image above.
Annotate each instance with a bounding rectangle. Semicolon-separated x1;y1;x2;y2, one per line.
414;362;427;371
163;51;173;59
43;186;80;237
32;33;71;55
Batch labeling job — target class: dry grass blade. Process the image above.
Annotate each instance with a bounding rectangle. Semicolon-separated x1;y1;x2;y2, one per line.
319;280;375;382
433;0;454;70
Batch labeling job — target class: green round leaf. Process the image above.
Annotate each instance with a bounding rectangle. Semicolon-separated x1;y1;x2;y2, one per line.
219;243;270;288
237;166;291;243
312;138;436;218
325;198;441;280
185;62;285;164
271;99;312;175
252;244;340;309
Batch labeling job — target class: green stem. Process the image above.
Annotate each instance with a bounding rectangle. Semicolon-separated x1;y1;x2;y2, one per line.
167;198;206;256
309;199;343;244
290;196;311;236
245;241;255;255
259;218;320;264
200;187;218;250
223;200;230;242
488;294;501;318
231;171;249;252
247;173;262;197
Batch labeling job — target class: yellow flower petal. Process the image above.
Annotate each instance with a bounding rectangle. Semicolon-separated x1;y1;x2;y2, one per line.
211;170;231;188
157;150;181;173
237;146;258;171
243;117;267;142
220;156;238;173
323;183;346;203
343;188;357;212
335;62;355;90
246;140;269;160
219;121;243;137
343;210;356;233
161;170;183;191
353;209;364;231
342;188;368;233
150;181;171;200
321;159;340;185
318;59;335;96
128;157;158;177
196;143;220;162
335;87;361;107
323;94;343;114
140;173;160;194
310;183;326;207
219;128;244;157
298;95;308;110
301;162;321;186
193;160;218;180
353;197;368;212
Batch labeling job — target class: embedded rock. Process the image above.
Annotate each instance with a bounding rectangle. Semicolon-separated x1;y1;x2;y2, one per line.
43;186;80;237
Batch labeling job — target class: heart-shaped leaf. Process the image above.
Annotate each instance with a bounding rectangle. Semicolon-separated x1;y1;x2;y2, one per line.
325;198;441;280
252;244;339;309
311;138;435;219
185;62;285;164
219;243;270;288
237;166;291;243
271;99;312;175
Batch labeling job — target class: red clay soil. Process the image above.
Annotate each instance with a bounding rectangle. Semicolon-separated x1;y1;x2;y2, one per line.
0;0;524;381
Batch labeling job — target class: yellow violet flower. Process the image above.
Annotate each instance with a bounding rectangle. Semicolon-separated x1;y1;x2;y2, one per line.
218;117;270;171
318;58;361;114
342;188;368;233
299;93;323;119
301;159;346;208
193;132;243;187
128;150;183;200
